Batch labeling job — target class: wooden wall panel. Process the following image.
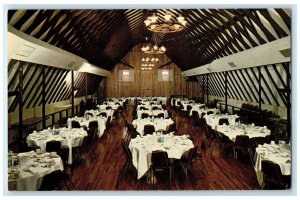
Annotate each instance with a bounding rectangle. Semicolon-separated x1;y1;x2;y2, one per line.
104;44;200;98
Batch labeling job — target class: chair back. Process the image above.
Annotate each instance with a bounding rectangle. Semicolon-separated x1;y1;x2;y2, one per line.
88;120;98;129
46;140;61;153
71;121;81;128
192;111;199;118
219;118;229;125
141;113;149;119
187;105;192;111
152;106;159;110
151;151;170;168
144;124;155;135
235;135;250;147
58;145;69;165
132;110;137;119
39;170;61;191
207;111;214;115
261;160;285;183
140;106;146;110
98;112;107;117
106;106;112;110
186;146;198;164
157;113;164;119
166;123;176;133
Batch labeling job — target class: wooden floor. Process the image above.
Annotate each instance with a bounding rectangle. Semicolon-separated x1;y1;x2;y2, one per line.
70;105;261;191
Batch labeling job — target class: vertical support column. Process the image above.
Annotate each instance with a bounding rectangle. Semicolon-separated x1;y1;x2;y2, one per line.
285;62;291;139
85;73;88;102
202;75;205;103
71;70;74;117
206;74;209;104
225;71;228;113
18;62;23;140
258;67;262;111
42;65;46;129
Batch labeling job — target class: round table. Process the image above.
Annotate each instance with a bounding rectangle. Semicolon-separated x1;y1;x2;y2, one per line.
129;134;194;179
132;118;174;135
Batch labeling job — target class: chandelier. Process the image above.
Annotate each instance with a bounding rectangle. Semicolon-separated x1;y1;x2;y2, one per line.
142;57;159;62
141;63;155;71
141;44;166;54
144;12;187;33
141;57;158;70
141;34;166;54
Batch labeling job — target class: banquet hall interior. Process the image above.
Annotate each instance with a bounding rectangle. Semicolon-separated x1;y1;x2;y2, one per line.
6;8;293;192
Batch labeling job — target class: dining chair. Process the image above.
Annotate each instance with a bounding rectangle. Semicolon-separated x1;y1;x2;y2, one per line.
150;151;172;188
261;160;291;189
106;106;112;110
58;145;70;166
104;116;112;143
46;140;61;153
206;111;214;115
88;120;98;130
71;121;81;129
144;124;155;135
97;112;107;118
59;162;77;190
157;113;165;119
233;135;253;165
195;141;208;175
39;170;61;191
152;106;159;110
175;147;197;184
141;113;149;119
166;123;176;134
219;118;229;125
191;111;200;126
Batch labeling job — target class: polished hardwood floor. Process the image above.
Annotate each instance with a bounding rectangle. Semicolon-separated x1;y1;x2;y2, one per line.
70;105;261;191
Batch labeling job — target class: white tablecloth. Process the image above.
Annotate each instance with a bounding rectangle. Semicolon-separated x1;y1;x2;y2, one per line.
132;118;174;135
67;116;107;138
216;124;271;142
85;109;114;118
171;98;188;106
26;128;87;164
137;105;162;111
97;104;120;110
137;110;166;120
189;108;219;117
181;103;205;111
129;134;194;179
254;143;291;185
8;151;64;191
205;114;239;129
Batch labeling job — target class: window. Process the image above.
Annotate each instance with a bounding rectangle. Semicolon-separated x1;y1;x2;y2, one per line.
158;69;173;81
118;70;134;82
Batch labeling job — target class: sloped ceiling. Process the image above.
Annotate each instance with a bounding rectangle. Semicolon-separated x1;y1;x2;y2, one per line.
8;9;291;71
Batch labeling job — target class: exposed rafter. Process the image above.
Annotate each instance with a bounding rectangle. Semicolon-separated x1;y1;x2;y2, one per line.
8;9;291;71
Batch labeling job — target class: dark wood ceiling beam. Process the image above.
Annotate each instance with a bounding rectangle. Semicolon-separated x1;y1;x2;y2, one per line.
258;9;288;38
243;9;276;41
274;9;291;29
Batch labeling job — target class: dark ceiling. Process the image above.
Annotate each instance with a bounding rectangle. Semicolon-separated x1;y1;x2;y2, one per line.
8;9;291;72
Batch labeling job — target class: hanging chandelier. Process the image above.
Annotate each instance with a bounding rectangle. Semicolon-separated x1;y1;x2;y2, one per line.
142;57;159;62
141;57;158;70
141;34;166;54
141;44;166;54
141;63;155;71
144;12;187;33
